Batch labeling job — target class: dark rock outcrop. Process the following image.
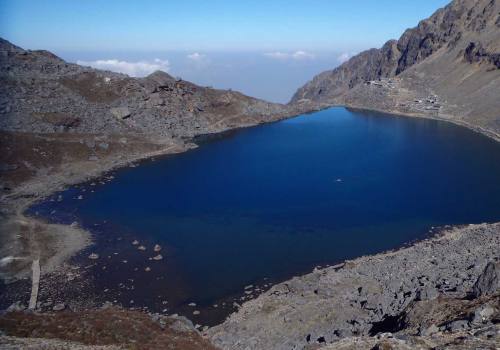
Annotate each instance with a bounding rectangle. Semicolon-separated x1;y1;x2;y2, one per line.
463;41;500;68
472;261;500;297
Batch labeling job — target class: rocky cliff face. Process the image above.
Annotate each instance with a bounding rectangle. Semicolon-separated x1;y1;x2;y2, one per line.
291;0;500;136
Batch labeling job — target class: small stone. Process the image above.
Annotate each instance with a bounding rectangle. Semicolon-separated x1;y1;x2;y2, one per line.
188;302;197;307
153;254;163;261
110;106;131;120
137;245;146;251
88;253;99;260
132;240;139;245
446;319;470;332
7;302;25;312
154;244;162;252
77;195;83;200
244;285;253;290
144;267;151;272
52;303;66;311
421;324;439;336
193;310;200;315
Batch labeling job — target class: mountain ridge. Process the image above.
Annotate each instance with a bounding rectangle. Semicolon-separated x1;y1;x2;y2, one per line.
291;0;500;137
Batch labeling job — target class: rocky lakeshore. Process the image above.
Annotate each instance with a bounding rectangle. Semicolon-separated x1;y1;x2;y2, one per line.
208;223;500;349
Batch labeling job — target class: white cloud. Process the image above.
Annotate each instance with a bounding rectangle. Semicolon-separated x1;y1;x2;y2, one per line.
264;50;315;61
337;52;352;64
264;52;290;60
291;50;315;60
187;52;206;61
76;58;170;77
186;52;209;69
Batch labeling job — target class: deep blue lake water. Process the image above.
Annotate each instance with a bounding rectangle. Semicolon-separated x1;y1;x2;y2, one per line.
30;107;500;325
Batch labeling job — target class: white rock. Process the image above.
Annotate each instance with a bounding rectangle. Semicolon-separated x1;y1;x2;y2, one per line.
52;303;66;311
110;106;131;120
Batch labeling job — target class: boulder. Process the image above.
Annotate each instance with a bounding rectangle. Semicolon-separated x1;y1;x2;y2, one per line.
472;262;499;298
110;107;131;120
471;305;496;325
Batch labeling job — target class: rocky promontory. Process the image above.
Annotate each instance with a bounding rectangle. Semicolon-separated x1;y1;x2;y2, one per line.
208;223;500;349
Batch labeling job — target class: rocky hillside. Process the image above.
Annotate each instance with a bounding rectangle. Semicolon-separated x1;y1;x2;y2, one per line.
291;0;500;137
0;37;297;192
208;223;500;350
0;38;293;139
0;38;297;282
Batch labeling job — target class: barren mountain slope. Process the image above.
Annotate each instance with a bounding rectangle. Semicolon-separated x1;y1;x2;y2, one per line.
0;38;296;281
291;0;500;137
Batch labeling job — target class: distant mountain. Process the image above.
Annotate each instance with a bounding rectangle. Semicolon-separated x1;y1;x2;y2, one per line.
0;38;297;194
0;38;293;139
291;0;500;137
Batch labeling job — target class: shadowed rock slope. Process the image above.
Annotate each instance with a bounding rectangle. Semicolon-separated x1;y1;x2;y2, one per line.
291;0;500;138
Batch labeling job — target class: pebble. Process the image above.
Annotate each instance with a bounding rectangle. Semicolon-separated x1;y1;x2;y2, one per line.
132;240;139;245
193;310;200;315
144;267;151;272
153;254;163;261
52;303;66;311
154;244;162;252
88;253;99;260
137;245;146;251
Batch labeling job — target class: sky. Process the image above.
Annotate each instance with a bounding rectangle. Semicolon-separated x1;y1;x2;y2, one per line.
0;0;450;102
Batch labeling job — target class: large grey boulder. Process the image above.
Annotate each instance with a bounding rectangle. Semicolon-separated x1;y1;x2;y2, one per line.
472;262;499;298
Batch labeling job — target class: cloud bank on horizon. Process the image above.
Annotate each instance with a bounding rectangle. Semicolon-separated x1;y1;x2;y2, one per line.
264;51;315;60
76;58;170;77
